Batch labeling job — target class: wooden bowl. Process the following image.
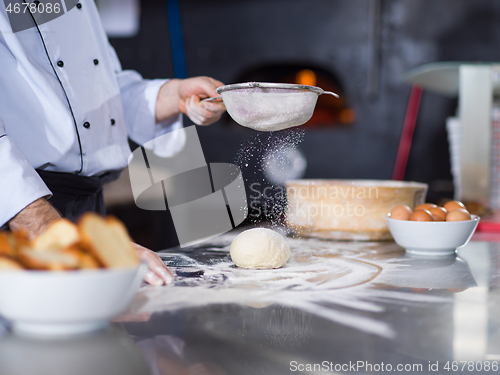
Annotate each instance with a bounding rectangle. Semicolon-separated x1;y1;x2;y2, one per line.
285;179;428;240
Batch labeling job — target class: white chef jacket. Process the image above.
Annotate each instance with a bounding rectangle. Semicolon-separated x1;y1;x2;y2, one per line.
0;0;184;226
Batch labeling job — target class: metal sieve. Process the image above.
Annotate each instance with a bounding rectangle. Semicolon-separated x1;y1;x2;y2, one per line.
210;82;339;131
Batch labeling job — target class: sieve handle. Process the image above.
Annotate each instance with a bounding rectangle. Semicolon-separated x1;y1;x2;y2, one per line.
201;96;223;102
321;91;339;98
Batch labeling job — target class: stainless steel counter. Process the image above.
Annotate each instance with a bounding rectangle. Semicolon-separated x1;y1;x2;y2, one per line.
1;232;499;375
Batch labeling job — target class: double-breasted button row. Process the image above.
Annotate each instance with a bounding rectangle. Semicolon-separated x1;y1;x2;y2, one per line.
82;119;116;129
57;59;99;68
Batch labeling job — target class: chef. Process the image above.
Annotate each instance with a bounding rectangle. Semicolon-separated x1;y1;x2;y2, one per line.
0;0;226;285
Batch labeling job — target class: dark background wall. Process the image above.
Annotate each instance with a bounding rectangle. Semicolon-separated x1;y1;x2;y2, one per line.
107;0;500;249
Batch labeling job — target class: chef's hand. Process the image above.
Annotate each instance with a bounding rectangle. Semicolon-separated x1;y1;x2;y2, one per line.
133;243;175;286
178;77;226;125
156;76;226;126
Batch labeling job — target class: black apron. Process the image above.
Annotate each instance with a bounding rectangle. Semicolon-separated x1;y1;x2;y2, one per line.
37;170;122;222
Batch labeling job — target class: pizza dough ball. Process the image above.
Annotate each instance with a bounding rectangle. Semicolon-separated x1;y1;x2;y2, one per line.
230;228;290;269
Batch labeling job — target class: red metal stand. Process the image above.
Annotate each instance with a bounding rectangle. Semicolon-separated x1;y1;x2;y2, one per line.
392;85;423;180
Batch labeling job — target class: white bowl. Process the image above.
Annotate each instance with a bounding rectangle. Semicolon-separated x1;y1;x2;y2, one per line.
385;215;480;256
0;264;146;336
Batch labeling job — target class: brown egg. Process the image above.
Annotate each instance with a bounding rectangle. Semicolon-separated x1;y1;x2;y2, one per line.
409;209;434;221
443;200;466;212
446;208;471;221
390;205;412;220
428;206;447;221
414;203;437;211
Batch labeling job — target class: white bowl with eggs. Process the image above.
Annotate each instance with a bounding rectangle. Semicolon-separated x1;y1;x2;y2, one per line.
385;215;480;256
0;265;146;336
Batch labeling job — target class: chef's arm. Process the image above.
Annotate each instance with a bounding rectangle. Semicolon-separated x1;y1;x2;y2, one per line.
8;198;61;238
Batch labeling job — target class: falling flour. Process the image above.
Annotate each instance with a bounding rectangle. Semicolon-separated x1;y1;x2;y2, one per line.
234;128;305;228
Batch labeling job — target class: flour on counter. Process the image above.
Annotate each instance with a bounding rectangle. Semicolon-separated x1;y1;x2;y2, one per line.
131;234;458;339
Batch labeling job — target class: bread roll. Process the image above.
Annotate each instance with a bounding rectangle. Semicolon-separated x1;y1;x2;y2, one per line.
31;218;80;252
0;256;24;270
18;249;80;271
63;244;101;269
79;213;138;268
0;232;16;257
